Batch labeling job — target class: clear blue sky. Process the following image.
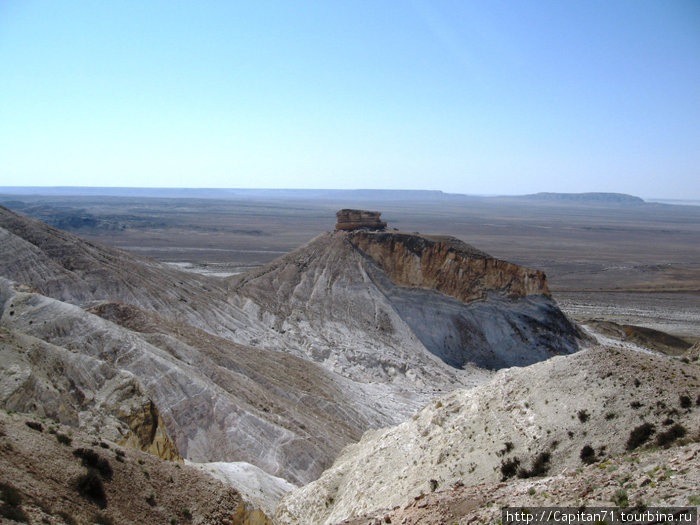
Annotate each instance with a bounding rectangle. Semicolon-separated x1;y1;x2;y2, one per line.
1;1;698;198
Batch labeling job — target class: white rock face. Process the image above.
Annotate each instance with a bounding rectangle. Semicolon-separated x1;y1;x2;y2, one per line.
276;346;700;524
189;460;295;517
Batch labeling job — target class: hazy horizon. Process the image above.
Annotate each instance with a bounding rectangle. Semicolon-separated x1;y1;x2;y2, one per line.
3;185;700;204
1;1;699;199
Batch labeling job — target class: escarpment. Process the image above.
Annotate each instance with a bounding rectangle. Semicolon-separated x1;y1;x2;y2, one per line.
230;213;585;374
348;231;550;303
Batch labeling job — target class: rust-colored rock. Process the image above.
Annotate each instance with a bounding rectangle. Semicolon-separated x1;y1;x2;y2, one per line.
118;400;182;461
335;209;387;231
348;231;549;302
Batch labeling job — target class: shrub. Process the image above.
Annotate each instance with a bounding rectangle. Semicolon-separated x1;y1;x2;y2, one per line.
146;493;157;506
73;448;113;480
626;423;655;450
93;512;113;525
656;424;687;447
55;511;78;525
605;412;616;420
679;395;691;409
182;508;193;520
0;482;22;506
580;445;596;465
518;451;551;478
500;457;521;480
577;410;590;423
613;488;629;507
25;421;43;432
630;401;642;409
55;433;72;445
499;441;514;456
0;483;28;523
75;468;107;507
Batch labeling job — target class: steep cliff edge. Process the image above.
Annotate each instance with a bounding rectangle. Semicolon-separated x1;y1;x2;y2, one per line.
349;231;549;302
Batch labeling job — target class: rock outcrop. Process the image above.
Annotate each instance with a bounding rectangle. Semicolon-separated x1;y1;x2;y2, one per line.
230;230;583;373
335;209;387;231
349;231;550;302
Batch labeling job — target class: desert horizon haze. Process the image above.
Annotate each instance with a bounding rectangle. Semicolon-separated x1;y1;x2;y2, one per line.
1;1;699;198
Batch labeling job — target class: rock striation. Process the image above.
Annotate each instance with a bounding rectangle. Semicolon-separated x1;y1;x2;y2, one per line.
335;209;387;231
231;229;583;373
349;231;550;302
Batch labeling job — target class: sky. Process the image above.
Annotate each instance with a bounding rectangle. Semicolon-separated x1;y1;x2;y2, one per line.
0;1;698;199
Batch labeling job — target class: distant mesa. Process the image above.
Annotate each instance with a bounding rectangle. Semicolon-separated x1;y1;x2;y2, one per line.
335;209;387;231
521;192;644;204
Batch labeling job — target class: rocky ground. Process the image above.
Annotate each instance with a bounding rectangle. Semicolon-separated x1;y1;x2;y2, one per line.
0;409;270;524
276;346;700;524
337;441;700;525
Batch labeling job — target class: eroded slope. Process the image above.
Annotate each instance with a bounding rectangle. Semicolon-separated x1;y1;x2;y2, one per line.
276;346;700;524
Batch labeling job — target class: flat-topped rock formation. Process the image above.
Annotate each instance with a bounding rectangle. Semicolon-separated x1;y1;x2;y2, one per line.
335;209;387;231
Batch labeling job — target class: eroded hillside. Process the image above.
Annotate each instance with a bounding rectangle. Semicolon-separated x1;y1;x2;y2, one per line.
276;346;700;524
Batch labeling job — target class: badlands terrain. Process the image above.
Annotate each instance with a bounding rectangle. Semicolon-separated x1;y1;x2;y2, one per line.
0;189;698;524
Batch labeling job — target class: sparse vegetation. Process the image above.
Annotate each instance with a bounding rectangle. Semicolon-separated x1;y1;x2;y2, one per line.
580;445;596;465
0;482;28;522
656;423;687;447
626;423;655;450
55;511;78;525
612;488;629;507
498;441;514;456
55;432;72;445
73;448;113;480
518;451;551;478
500;457;521;480
93;512;114;525
75;468;107;507
25;420;43;432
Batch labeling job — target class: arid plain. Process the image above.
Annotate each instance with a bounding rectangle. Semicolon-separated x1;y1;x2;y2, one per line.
2;189;698;343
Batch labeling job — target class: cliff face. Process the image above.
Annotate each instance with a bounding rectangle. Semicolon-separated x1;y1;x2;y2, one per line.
231;230;584;373
335;209;387;231
349;231;549;303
